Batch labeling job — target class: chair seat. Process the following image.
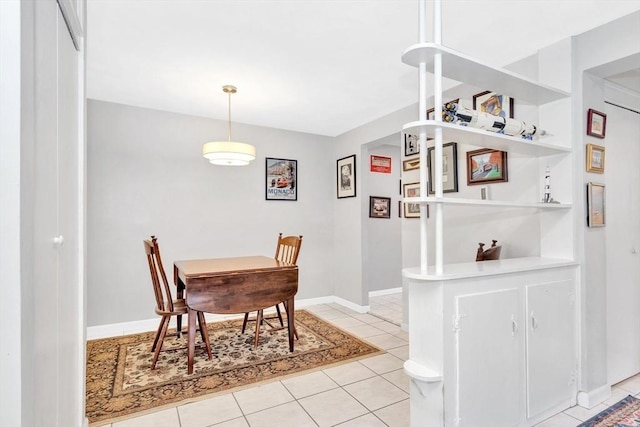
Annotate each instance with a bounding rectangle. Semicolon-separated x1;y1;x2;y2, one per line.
155;299;188;317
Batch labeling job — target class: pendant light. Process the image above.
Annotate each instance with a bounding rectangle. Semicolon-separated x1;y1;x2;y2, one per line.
202;85;256;166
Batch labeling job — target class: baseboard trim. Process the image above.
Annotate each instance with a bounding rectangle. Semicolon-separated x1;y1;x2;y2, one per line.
577;384;612;409
87;295;368;339
368;287;402;298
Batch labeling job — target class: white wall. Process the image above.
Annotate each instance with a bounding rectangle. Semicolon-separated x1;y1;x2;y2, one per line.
87;100;334;326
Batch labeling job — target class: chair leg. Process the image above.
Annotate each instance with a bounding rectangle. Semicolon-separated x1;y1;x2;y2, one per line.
197;311;212;360
176;314;183;338
151;317;165;352
152;316;170;369
275;304;284;327
242;312;250;334
254;310;263;348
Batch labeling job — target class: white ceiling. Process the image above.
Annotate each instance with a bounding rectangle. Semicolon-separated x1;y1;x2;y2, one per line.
87;1;640;137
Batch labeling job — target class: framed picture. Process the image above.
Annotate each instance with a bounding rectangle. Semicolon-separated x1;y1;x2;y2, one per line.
473;91;514;119
427;142;458;194
587;182;605;227
337;154;356;199
466;148;508;185
403;156;420;171
427;98;459;120
370;155;392;173
403;182;421;218
404;133;419;156
265;157;297;201
369;196;391;218
586;144;605;173
587;108;607;138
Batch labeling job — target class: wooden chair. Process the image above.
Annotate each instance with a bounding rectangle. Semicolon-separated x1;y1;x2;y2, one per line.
144;235;212;369
242;233;303;347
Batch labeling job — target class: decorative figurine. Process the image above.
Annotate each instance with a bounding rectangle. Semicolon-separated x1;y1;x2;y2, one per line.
476;240;502;261
442;102;541;140
541;164;560;203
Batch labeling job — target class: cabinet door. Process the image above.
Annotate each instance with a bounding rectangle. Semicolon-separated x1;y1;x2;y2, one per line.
526;280;575;419
455;288;522;427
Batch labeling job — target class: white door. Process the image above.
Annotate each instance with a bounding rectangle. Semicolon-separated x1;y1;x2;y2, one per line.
606;98;640;384
455;288;522;427
525;280;576;419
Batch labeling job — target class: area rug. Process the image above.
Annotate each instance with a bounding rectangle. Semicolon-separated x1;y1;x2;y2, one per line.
86;310;382;426
578;395;640;427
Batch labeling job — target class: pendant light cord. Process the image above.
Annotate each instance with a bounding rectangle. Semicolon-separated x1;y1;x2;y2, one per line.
227;90;232;141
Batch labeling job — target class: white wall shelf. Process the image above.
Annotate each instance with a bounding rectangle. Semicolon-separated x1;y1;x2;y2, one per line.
403;120;571;156
404;196;571;209
401;43;570;104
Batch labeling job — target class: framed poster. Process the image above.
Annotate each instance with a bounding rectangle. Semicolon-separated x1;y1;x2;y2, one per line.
473;91;514;119
403;182;421;218
427;142;458;194
265;158;297;201
369;196;391;218
337;154;356;198
466;148;508;185
404;133;419;156
586;143;605;173
587;108;607;138
403;156;420;171
370;155;392;173
587;182;605;227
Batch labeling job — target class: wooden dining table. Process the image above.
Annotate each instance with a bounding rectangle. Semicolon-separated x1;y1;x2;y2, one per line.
173;255;299;374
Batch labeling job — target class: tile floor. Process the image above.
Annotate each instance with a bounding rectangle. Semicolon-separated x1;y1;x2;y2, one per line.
106;295;640;427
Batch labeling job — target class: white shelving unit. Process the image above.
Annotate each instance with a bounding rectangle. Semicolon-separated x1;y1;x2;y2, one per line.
401;1;579;426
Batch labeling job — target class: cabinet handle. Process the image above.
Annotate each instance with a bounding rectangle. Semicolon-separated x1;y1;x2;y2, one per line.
511;316;518;336
53;235;65;247
531;312;538;330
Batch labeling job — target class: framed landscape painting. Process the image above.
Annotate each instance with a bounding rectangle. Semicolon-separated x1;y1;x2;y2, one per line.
466;148;508;185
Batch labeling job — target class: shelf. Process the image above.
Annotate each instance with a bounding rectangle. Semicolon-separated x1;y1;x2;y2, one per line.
401;43;570;105
403;257;578;281
403;196;571;209
404;360;442;383
403;120;571;156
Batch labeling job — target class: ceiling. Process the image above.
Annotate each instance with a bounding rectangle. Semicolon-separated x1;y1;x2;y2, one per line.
86;1;640;137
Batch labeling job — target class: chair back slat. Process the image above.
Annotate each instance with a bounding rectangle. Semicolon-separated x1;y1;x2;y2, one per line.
274;233;303;265
144;236;174;313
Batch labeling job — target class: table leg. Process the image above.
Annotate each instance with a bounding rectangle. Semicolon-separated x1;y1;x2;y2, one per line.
187;307;196;374
286;297;295;352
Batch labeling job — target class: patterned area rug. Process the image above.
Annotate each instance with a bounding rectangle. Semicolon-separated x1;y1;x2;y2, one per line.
86;310;382;426
578;395;640;427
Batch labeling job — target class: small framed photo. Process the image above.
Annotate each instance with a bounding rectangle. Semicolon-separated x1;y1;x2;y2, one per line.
369;196;391;219
427;142;458;194
473;91;514;119
427;98;459;120
587;109;606;138
337;154;356;199
404;133;419;156
586;144;605;173
370;155;392;174
402;156;420;171
466;148;508;185
403;182;421;218
266;158;297;201
587;182;605;227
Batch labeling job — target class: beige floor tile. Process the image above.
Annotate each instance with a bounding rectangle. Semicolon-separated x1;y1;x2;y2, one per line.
387;345;409;361
335;412;387;426
359;353;405;374
178;394;243;427
311;308;349;321
233;381;294;415
244;401;316;427
112;408;180;427
211;417;249;427
602;386;632;406
562;402;609;422
382;369;410;393
347;323;387;339
363;333;408;350
614;373;640;394
281;370;338;399
323;361;377;386
298;388;368;427
370;321;403;334
352;313;383;324
343;376;408;411
374;399;410;427
328;316;367;329
534;412;582;427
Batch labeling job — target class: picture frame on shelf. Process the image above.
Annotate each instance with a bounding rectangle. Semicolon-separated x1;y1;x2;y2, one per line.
587;182;605;227
404;133;419;156
403;156;420;171
427;98;460;120
473;91;514;119
369;196;391;219
587;109;607;138
265;157;297;201
336;154;356;199
427;142;458;194
466;148;508;185
403;182;422;218
586;143;605;173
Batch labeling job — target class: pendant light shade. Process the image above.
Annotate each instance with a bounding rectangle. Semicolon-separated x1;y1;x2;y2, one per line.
202;85;256;166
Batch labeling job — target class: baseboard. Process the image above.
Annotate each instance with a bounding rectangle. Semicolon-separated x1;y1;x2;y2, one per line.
87;295;368;339
577;383;612;409
369;287;402;298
